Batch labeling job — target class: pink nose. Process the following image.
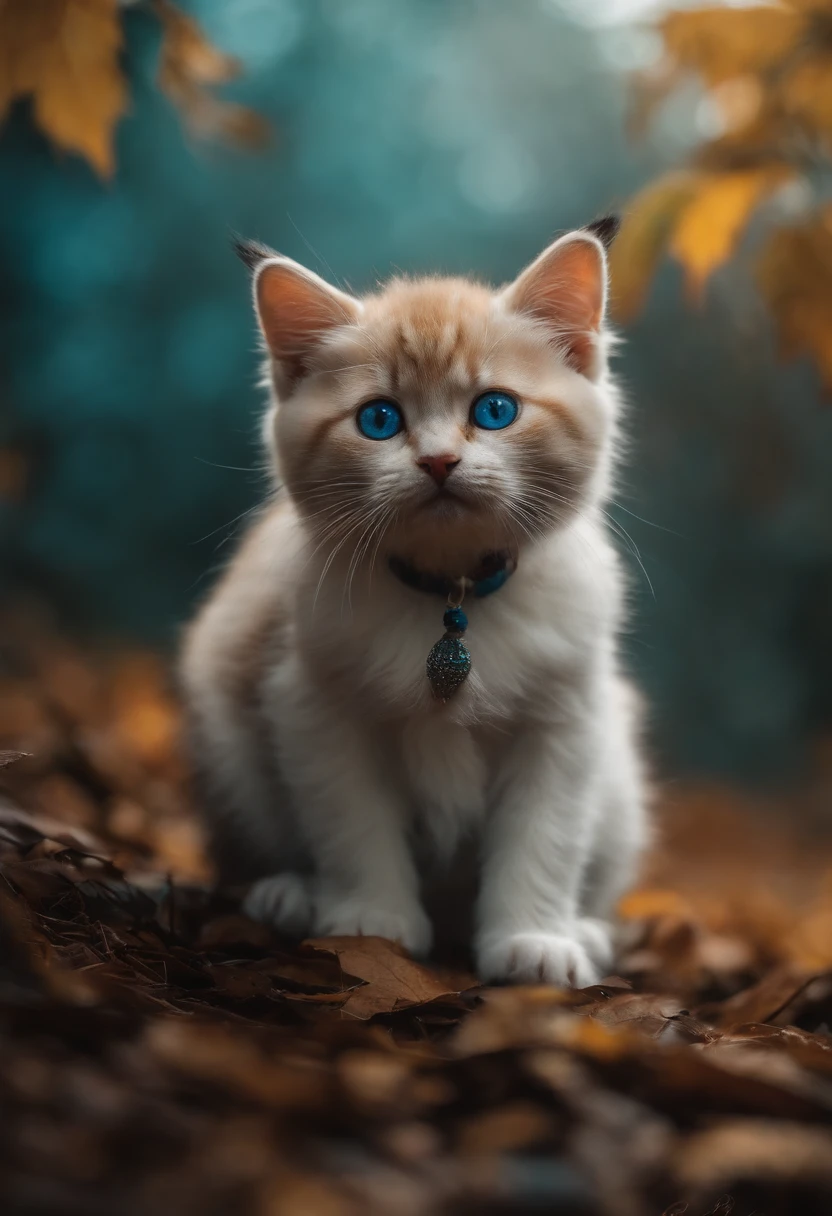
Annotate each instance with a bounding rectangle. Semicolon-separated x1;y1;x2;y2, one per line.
417;454;460;486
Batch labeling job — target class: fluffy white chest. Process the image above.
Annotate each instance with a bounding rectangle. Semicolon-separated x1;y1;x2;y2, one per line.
295;528;616;857
398;711;489;857
308;563;595;724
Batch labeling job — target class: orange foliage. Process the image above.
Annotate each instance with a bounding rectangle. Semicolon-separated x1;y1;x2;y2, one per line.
0;0;127;177
3;624;832;1208
4;615;832;992
614;0;832;393
0;0;267;178
153;0;270;149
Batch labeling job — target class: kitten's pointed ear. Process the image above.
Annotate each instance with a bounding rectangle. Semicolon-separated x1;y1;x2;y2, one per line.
235;238;360;387
501;231;608;379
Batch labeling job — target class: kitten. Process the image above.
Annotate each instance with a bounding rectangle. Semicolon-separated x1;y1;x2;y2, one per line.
180;218;648;986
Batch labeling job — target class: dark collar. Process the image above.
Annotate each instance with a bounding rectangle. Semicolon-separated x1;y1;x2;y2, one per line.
388;551;516;600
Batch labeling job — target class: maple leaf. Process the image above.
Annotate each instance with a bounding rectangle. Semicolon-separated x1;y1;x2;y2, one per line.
615;0;832;395
609;171;702;320
0;0;127;178
669;166;793;301
154;0;270;149
0;0;269;178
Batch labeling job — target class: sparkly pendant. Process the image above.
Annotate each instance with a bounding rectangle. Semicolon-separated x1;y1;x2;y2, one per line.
426;595;471;702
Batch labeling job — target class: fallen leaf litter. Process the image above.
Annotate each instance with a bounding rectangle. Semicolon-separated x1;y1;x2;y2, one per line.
3;623;832;1214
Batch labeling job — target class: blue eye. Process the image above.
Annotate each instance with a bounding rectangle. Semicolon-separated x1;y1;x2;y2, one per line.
357;400;404;441
472;391;519;431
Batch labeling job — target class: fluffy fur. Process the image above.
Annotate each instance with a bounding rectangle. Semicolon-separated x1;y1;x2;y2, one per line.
180;222;648;986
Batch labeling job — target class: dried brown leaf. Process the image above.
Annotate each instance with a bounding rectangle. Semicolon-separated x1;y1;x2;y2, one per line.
304;935;477;1019
586;991;719;1044
669;167;792;301
6;628;832;1211
565;1018;832;1122
699;964;817;1029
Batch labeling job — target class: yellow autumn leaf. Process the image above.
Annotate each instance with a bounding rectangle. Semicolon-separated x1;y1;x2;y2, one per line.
619;0;832;396
0;0;127;178
669;167;792;301
662;5;805;87
608;171;702;321
154;0;270;148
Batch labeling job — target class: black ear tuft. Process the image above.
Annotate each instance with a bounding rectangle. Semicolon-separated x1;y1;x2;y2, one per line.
232;235;277;272
585;214;620;251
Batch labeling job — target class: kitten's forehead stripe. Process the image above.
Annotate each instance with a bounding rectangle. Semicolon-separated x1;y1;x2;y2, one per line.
355;282;499;404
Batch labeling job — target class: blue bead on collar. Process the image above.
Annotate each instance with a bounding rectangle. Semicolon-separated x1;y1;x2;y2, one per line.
388;552;516;702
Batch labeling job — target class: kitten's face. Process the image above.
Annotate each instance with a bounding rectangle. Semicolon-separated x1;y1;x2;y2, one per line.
250;230;615;572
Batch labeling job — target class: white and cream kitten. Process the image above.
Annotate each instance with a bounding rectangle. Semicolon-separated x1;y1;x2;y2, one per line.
180;218;648;987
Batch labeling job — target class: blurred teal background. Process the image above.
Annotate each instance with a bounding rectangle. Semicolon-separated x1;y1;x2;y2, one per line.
2;0;832;783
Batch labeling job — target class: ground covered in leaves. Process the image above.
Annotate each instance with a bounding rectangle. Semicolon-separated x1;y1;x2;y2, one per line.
3;623;832;1215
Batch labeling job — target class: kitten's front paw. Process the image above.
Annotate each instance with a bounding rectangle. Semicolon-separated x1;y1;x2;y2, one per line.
243;873;312;936
314;898;433;958
573;917;615;975
476;930;600;988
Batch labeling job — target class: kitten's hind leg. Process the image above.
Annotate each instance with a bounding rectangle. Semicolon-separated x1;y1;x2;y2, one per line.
244;872;313;937
184;696;305;882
